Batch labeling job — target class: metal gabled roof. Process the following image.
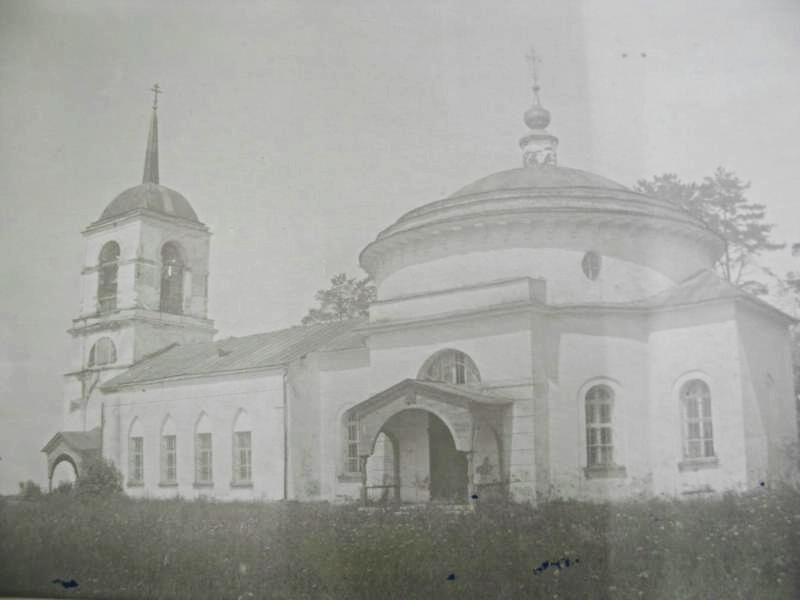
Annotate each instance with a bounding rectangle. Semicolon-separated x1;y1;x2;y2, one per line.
102;319;364;390
42;428;101;454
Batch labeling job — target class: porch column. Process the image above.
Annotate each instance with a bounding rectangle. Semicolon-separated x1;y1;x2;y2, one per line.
360;455;368;506
466;451;475;503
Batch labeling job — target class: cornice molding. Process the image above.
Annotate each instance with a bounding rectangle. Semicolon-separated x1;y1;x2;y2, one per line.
361;209;722;282
83;208;210;236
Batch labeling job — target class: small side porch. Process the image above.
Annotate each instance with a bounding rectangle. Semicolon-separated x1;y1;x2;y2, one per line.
41;428;101;491
347;379;512;505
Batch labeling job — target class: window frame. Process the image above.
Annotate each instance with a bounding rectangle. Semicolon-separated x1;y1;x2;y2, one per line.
585;385;615;468
345;411;361;476
160;434;177;485
97;241;120;314
128;435;144;486
232;430;252;486
194;431;213;486
678;377;719;471
88;337;117;367
580;381;627;479
419;349;481;386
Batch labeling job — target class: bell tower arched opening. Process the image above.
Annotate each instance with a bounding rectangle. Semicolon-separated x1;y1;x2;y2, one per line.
160;242;185;314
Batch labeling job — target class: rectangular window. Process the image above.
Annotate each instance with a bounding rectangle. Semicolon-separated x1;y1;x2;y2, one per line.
195;433;213;484
586;403;614;467
346;414;361;474
161;435;177;483
129;436;144;483
233;431;252;484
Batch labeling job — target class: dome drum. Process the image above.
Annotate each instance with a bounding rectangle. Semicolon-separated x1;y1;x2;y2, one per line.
360;166;724;303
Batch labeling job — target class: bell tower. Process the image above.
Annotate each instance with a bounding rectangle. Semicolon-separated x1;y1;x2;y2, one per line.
63;85;215;431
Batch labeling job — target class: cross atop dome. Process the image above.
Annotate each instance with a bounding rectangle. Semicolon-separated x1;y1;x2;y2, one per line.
150;83;162;110
519;47;558;167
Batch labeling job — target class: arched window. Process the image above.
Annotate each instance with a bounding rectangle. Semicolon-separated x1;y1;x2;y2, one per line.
160;416;177;485
160;242;185;314
232;411;252;485
88;337;117;367
98;241;120;313
128;418;144;485
419;350;481;385
194;413;213;485
585;385;614;467
680;379;715;460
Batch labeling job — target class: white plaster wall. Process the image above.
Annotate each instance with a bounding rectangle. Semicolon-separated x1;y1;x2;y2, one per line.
317;349;371;502
647;311;747;497
79;220;142;317
79;216;211;320
137;218;211;319
370;278;545;323
550;324;651;501
735;306;799;486
107;372;285;501
367;316;535;395
286;357;322;500
378;248;676;306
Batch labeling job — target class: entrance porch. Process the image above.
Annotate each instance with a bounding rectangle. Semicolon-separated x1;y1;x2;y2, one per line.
347;379;511;505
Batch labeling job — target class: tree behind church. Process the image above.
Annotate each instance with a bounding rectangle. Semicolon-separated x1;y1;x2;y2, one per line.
301;273;376;325
635;167;784;294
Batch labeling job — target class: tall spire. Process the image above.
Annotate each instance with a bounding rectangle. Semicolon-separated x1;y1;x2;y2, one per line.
519;49;558;167
142;83;162;184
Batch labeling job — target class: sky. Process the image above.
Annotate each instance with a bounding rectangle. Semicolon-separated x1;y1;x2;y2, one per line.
1;0;799;494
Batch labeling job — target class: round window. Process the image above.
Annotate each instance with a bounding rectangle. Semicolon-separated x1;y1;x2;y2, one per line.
581;251;601;280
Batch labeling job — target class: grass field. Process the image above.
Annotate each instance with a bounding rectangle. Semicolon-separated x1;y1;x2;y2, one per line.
1;488;799;599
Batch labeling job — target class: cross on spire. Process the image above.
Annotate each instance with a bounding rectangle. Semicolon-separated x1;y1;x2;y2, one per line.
150;83;162;110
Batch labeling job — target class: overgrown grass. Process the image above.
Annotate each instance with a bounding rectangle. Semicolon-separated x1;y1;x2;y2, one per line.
1;489;799;599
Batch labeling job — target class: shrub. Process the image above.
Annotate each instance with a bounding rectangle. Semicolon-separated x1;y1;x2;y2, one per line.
17;480;42;500
53;481;74;495
73;456;123;498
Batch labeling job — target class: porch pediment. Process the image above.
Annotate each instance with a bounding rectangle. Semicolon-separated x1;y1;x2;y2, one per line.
349;379;511;455
41;429;101;456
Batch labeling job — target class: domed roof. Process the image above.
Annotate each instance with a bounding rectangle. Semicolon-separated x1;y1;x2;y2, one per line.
450;165;630;198
99;183;199;222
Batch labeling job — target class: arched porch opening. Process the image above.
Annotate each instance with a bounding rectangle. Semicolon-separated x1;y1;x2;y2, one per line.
350;379;511;505
48;454;79;493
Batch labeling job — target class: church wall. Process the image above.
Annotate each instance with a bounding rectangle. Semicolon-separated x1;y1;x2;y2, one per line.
106;371;285;501
366;312;535;395
136;217;211;319
647;308;747;497
548;317;651;501
367;312;537;500
285;356;324;500
735;306;798;487
317;348;371;502
370;277;546;323
79;220;143;317
376;245;685;307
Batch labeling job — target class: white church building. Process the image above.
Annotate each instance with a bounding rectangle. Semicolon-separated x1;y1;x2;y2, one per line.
42;80;798;505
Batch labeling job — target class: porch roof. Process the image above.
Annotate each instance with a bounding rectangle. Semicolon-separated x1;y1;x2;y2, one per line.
350;379;511;455
41;428;101;455
348;378;512;420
